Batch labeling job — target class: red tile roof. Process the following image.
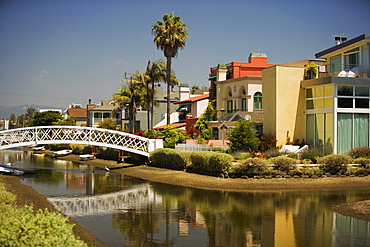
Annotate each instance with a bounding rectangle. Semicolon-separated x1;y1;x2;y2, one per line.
153;122;187;130
174;93;209;104
67;108;87;118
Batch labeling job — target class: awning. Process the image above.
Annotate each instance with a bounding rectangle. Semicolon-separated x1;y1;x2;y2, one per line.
176;104;191;112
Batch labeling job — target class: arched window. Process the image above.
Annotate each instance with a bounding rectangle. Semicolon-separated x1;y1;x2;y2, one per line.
253;92;262;110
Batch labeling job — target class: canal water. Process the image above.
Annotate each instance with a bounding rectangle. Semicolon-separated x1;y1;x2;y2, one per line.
1;149;370;247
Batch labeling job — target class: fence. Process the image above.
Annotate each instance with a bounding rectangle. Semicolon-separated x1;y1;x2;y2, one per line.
175;144;210;152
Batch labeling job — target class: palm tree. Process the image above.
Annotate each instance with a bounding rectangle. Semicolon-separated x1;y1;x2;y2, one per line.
152;12;189;126
145;60;166;129
113;73;146;133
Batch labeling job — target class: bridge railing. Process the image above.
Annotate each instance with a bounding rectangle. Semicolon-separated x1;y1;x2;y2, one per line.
0;126;163;156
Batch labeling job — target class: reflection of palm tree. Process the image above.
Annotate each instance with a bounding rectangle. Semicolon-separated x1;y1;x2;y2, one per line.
152;12;189;126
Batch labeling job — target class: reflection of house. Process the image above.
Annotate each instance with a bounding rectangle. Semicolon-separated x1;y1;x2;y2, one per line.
87;99;121;128
207;53;275;139
263;34;370;154
64;108;87;126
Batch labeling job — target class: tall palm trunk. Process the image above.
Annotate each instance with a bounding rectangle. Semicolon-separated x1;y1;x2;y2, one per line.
151;81;155;129
166;57;172;126
146;82;150;129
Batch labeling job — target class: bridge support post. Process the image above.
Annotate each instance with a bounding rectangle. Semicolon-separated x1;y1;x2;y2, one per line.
147;139;163;153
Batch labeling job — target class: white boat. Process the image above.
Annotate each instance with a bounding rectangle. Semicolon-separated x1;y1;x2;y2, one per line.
0;163;24;176
33;146;45;151
53;149;72;157
79;154;95;161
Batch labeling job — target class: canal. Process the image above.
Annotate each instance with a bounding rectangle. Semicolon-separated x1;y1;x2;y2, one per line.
1;149;370;247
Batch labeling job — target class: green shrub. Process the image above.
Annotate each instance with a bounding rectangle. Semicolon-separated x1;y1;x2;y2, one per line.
288;169;303;176
96;147;118;160
186;152;233;177
149;148;190;170
45;144;71;151
269;156;298;172
346;168;370;176
288;153;299;159
268;169;286;177
230;158;267;178
265;149;283;159
0;181;86;246
0;183;16;204
353;158;370;168
299;148;324;163
348;146;370;158
0;204;86;246
319;154;350;175
233;152;251;160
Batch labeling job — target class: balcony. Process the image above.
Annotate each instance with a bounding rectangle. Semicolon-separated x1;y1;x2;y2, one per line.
317;64;369;79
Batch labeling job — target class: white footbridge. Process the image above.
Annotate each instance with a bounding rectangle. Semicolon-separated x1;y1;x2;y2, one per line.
0;126;163;157
48;184;162;216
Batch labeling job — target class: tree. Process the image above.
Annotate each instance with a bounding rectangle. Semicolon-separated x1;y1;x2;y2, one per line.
160;125;186;148
8;113;16;129
113;74;146;133
30;111;62;126
228;120;259;153
144;60;166;129
152;12;189;126
54;116;76;126
98;118;117;130
24;107;36;126
194;102;216;140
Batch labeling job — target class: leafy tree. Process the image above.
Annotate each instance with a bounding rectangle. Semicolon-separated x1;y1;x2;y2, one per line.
29;111;62;126
98;118;117;130
160;125;186;148
152;11;189;126
8;114;16;128
194;103;215;140
228;120;259;153
54;116;76;126
113;74;146;133
145;60;166;129
24;107;36;126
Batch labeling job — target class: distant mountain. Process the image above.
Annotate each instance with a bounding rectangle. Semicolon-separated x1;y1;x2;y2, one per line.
0;104;64;119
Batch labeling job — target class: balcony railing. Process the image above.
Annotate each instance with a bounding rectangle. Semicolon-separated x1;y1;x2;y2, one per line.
317;64;369;79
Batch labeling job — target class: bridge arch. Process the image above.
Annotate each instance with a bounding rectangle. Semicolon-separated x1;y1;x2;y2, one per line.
0;126;163;157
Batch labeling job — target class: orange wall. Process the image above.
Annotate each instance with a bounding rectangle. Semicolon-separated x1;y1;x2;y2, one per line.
209;57;276;81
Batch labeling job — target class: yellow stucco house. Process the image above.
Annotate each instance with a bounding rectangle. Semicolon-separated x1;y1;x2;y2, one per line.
263;34;370;154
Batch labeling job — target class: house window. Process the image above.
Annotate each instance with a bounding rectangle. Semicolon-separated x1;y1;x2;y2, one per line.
306;113;333;154
94;113;102;119
227;100;233;113
337;113;369;154
330;54;342;73
344;48;359;70
337;86;370;109
242;98;247;111
253;92;262;110
103;113;110;119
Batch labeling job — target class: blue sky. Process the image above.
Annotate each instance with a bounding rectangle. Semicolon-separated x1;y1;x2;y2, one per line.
0;0;369;109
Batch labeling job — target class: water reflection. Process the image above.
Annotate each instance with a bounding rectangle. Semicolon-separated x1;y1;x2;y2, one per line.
1;150;369;247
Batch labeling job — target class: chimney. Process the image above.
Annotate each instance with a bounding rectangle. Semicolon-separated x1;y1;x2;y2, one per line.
335;36;341;45
216;64;227;81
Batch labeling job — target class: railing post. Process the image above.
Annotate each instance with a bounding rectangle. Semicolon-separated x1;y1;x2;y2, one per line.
147;139;163;152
